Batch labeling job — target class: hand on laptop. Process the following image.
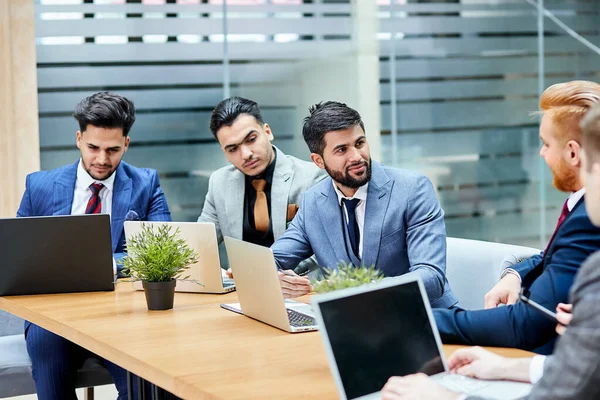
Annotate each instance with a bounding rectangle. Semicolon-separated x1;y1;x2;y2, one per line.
225;268;233;279
448;346;530;383
381;373;461;400
556;302;573;335
278;269;312;298
484;273;521;308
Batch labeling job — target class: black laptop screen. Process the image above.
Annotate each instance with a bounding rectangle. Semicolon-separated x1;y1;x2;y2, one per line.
318;282;445;399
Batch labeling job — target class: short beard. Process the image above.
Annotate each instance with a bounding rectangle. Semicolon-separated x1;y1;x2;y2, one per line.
325;159;371;189
552;158;578;192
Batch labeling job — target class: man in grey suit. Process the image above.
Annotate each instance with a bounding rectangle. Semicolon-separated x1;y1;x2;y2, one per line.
379;105;600;400
272;101;457;308
198;97;325;275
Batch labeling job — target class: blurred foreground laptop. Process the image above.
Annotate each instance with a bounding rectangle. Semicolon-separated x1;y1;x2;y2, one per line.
311;276;532;400
0;215;114;296
222;236;317;333
125;221;235;294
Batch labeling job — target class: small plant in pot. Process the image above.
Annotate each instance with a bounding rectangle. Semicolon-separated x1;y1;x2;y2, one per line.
312;261;384;294
121;224;199;311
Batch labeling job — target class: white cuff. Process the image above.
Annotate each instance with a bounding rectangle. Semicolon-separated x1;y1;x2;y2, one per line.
529;355;547;384
455;395;468;400
501;268;522;283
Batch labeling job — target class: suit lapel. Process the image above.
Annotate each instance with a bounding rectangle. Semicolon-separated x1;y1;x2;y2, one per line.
271;147;294;239
53;162;78;216
111;164;132;252
543;196;585;265
226;170;245;240
361;162;392;268
317;181;357;270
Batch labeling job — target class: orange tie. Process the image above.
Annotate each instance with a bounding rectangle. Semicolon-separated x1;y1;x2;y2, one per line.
252;179;269;233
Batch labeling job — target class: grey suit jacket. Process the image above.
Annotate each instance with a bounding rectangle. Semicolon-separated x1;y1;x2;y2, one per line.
468;250;600;400
198;146;326;271
272;161;457;308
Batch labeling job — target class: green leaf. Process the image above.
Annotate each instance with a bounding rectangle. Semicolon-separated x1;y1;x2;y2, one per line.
311;261;384;294
120;224;202;284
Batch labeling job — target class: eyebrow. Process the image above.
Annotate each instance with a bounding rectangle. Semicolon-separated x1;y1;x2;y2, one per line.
331;135;366;152
86;142;121;151
223;130;258;151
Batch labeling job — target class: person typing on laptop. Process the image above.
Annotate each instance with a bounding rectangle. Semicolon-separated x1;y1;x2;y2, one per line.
380;100;600;400
16;92;171;400
271;101;457;308
197;97;326;276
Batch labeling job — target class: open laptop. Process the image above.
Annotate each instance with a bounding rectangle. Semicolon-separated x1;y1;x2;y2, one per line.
125;222;235;294
223;236;317;333
311;276;533;400
0;215;114;296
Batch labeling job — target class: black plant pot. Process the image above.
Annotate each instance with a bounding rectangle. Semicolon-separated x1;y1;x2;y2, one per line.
142;280;176;311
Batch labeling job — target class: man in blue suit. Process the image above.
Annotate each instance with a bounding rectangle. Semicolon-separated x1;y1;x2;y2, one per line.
433;81;600;355
17;92;171;399
271;101;457;308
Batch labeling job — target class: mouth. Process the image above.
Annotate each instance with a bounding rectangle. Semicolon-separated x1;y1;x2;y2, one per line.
347;162;367;174
244;159;259;169
92;165;111;173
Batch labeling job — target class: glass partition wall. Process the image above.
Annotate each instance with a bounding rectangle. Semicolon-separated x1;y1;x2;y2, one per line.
35;0;600;246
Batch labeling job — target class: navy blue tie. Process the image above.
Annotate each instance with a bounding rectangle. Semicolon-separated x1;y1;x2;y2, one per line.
343;198;361;258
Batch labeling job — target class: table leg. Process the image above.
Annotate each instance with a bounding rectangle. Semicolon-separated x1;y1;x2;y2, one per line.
127;371;134;400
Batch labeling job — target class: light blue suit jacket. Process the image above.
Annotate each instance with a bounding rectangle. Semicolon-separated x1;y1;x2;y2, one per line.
16;160;172;259
271;161;457;308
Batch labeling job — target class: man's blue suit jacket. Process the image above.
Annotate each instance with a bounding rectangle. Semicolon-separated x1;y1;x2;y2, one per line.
271;161;457;309
16;160;172;257
433;198;600;354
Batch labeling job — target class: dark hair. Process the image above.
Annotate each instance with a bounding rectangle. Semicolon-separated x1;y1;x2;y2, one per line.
581;104;600;167
73;92;136;136
302;101;365;155
209;97;264;137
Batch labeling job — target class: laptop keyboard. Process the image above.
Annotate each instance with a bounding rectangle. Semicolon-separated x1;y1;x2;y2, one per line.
287;308;316;327
223;279;235;288
438;374;492;393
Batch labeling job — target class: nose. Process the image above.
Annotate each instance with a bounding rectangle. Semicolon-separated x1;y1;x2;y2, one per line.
98;151;109;164
241;145;252;160
348;146;362;163
539;145;545;157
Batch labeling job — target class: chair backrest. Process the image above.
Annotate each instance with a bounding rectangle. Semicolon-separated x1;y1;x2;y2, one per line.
0;310;24;336
446;237;540;310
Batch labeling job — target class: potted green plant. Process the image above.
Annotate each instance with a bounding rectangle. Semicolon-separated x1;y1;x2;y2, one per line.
312;261;384;294
121;224;199;310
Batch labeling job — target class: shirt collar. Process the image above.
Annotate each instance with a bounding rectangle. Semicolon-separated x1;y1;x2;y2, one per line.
567;188;586;211
76;159;116;192
333;180;369;206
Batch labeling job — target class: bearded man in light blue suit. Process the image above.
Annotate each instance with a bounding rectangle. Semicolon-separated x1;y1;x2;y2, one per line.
272;101;457;308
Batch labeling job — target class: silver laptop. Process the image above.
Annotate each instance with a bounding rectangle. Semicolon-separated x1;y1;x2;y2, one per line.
124;222;235;294
311;276;533;400
223;236;317;333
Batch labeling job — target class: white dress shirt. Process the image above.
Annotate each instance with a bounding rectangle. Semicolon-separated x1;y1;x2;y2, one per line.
529;354;546;384
70;159;116;218
333;181;369;259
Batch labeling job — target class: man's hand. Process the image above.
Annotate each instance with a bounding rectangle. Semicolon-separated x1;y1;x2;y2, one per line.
448;347;531;383
556;303;573;335
278;269;312;298
225;268;233;279
484;273;521;308
381;373;461;400
448;347;512;380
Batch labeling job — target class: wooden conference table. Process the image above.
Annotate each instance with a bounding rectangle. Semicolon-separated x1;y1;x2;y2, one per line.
0;284;533;399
